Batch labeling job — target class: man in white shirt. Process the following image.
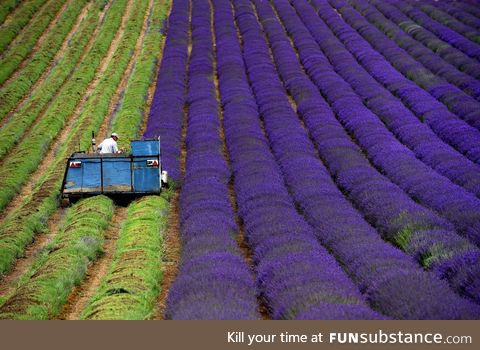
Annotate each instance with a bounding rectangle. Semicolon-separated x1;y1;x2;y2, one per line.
97;133;121;154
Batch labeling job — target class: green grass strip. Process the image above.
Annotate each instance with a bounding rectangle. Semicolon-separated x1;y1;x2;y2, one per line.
81;196;168;319
0;0;107;158
0;0;171;277
0;0;67;84
0;0;129;212
112;0;169;151
0;0;22;25
0;0;47;52
0;0;88;120
0;196;114;320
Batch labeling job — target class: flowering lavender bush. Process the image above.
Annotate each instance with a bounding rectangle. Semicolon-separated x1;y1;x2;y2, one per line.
164;0;259;319
144;0;189;183
232;0;480;318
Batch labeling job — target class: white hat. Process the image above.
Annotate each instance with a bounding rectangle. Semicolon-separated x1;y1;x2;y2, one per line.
111;133;119;139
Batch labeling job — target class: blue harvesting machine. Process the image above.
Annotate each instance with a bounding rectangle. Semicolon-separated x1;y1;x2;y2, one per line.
61;138;167;202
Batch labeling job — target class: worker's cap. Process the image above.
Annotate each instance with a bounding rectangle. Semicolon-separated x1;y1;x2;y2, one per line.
111;133;119;139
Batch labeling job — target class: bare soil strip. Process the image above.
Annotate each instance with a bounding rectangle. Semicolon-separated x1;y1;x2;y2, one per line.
97;0;155;141
0;0;72;89
0;0;134;223
0;1;29;28
58;206;127;320
0;208;66;298
0;0;94;130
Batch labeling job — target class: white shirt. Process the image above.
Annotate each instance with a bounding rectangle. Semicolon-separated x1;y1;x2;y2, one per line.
98;138;118;154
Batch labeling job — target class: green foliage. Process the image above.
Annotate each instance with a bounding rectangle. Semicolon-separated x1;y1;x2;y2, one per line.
0;0;47;52
81;196;169;320
0;0;105;158
0;0;67;84
0;0;129;212
0;0;88;123
0;196;114;320
0;0;22;25
113;0;170;150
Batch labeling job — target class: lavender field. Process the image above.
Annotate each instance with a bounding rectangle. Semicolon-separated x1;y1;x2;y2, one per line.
1;0;479;321
142;0;480;320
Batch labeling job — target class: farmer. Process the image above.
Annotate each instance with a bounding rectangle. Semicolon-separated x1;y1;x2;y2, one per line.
97;133;122;154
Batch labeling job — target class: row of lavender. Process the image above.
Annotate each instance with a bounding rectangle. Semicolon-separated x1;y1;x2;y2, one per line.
144;0;480;318
144;0;189;182
236;0;479;318
161;0;259;319
265;0;480;304
215;0;385;319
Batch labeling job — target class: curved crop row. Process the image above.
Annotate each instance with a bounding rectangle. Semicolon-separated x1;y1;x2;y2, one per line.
0;0;162;277
428;0;480;31
288;0;480;199
0;0;107;160
215;0;385;320
411;0;480;44
325;0;480;133
389;0;480;59
0;196;114;320
277;0;480;304
368;0;480;81
0;0;48;53
351;0;480;99
0;0;129;212
296;0;480;247
240;0;479;318
143;0;190;184
449;1;480;21
81;196;168;320
0;0;88;122
0;0;22;26
322;0;480;160
113;0;170;149
165;0;259;319
0;0;68;85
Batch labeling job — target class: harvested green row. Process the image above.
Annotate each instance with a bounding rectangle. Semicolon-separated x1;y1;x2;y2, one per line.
0;0;87;109
0;0;168;276
0;196;114;320
0;0;107;158
0;0;22;25
81;196;168;320
0;0;47;52
113;0;170;151
0;0;68;84
0;0;129;212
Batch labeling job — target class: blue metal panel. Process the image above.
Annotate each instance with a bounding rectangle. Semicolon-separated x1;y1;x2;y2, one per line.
133;157;160;193
131;139;160;156
102;158;132;192
64;164;82;193
81;159;102;193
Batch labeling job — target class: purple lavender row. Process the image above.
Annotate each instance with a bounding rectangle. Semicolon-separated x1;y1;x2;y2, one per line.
237;0;479;319
353;0;480;98
389;0;480;60
368;0;480;81
273;0;480;304
325;0;480;133
425;0;480;31
297;0;480;247
320;0;480;162
143;0;189;183
408;0;480;43
448;0;480;20
287;0;480;199
165;0;259;320
214;0;383;320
